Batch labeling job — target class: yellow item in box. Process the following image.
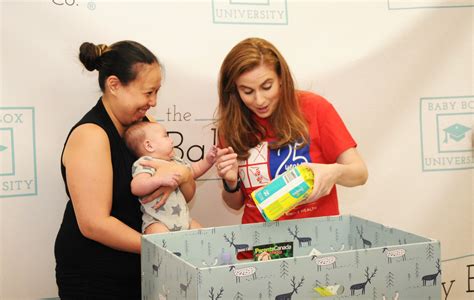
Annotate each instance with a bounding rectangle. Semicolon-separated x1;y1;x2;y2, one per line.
251;165;314;221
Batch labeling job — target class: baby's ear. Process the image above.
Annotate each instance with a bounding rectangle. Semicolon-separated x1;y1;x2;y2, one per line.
144;140;154;153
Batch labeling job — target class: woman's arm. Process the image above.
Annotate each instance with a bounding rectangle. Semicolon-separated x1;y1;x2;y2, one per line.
303;147;368;202
221;180;245;210
176;163;196;202
139;160;196;202
334;147;368;186
63;124;141;253
216;147;245;210
131;170;180;197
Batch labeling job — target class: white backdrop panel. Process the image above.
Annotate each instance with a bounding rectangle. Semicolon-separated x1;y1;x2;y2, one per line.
0;1;472;299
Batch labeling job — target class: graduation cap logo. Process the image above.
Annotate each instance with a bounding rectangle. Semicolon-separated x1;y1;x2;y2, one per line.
442;123;471;143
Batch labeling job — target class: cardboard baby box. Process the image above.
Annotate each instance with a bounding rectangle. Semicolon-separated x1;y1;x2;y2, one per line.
141;215;441;299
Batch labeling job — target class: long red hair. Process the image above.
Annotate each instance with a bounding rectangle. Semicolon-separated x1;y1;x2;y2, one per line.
216;37;309;160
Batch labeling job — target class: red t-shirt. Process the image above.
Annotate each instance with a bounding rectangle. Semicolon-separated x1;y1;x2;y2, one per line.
237;91;357;224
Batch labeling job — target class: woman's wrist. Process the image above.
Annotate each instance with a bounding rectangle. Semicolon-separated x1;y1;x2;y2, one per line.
332;163;344;184
223;178;241;193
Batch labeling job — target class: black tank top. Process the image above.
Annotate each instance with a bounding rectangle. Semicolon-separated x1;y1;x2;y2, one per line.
55;99;141;291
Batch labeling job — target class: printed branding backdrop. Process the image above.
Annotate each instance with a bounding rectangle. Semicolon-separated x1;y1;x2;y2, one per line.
1;0;472;299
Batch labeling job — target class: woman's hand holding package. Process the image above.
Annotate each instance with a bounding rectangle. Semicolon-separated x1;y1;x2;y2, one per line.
298;148;368;205
299;163;341;205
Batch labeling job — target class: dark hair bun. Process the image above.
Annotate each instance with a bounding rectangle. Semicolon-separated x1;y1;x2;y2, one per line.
79;42;102;71
78;40;158;92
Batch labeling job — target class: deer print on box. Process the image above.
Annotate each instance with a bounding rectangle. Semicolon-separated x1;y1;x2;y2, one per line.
179;273;192;298
422;259;441;286
350;266;377;295
229;265;257;283
383;247;406;263
356;226;372;248
224;232;249;254
275;276;304;300
161;240;181;257
152;256;163;277
311;254;337;271
208;287;224;300
288;225;312;247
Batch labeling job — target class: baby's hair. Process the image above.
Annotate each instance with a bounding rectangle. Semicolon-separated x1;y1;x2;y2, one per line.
124;121;152;157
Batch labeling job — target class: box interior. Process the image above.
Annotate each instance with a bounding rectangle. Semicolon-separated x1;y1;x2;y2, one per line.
144;215;432;269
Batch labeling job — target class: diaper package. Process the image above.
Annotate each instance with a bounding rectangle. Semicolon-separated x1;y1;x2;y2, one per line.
251;165;314;221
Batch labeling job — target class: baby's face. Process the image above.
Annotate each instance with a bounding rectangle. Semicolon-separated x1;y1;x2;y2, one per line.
144;123;174;159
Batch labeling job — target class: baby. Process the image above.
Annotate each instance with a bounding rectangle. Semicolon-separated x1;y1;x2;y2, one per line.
124;121;217;234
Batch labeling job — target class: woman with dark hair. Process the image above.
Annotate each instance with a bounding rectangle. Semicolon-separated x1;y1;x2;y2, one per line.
54;40;190;299
215;37;368;224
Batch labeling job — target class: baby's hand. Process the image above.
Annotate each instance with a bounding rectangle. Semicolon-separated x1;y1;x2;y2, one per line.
206;145;218;164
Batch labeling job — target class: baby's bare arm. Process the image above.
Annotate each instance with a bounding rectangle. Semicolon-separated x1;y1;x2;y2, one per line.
191;145;218;179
